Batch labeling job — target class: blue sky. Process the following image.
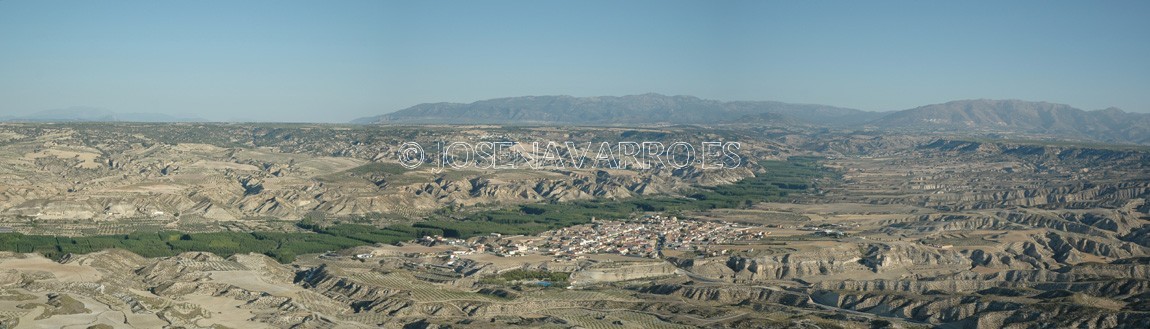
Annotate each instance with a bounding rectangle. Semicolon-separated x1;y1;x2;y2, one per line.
1;1;1148;122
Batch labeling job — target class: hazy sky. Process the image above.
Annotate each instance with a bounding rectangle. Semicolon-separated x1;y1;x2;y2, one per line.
1;1;1148;122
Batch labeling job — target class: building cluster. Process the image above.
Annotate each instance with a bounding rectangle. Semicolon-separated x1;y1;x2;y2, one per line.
798;223;852;238
531;215;763;258
408;216;770;259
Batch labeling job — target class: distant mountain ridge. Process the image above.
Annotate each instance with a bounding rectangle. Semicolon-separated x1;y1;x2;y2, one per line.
2;107;206;123
352;94;880;126
876;99;1150;144
354;95;1150;145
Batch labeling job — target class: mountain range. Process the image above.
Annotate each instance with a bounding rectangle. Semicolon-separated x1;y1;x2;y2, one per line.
1;107;206;123
875;99;1150;144
354;94;1150;145
6;96;1147;145
351;94;881;126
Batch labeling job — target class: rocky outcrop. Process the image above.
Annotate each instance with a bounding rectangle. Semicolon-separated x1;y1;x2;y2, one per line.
639;283;810;307
678;244;867;282
0;124;765;222
295;265;409;305
811;289;1150;328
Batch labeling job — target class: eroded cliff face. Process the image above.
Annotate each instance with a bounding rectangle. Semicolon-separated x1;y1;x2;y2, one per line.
674;242;972;283
810;289;1149;328
679;244;869;282
568;261;678;284
654;245;1150;328
395;167;752;208
0;163;750;222
657;201;1150;328
638;283;811;307
0;124;763;223
293;263;642;322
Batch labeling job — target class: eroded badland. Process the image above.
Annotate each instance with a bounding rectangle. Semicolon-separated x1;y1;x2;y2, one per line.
1;123;1148;328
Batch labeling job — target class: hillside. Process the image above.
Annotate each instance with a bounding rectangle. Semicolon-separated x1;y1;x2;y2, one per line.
358;96;1150;145
2;107;206;123
352;93;880;126
873;99;1150;144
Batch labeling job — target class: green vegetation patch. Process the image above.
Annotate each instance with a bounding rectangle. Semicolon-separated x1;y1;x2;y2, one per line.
343;162;409;176
479;269;570;287
0;230;362;264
